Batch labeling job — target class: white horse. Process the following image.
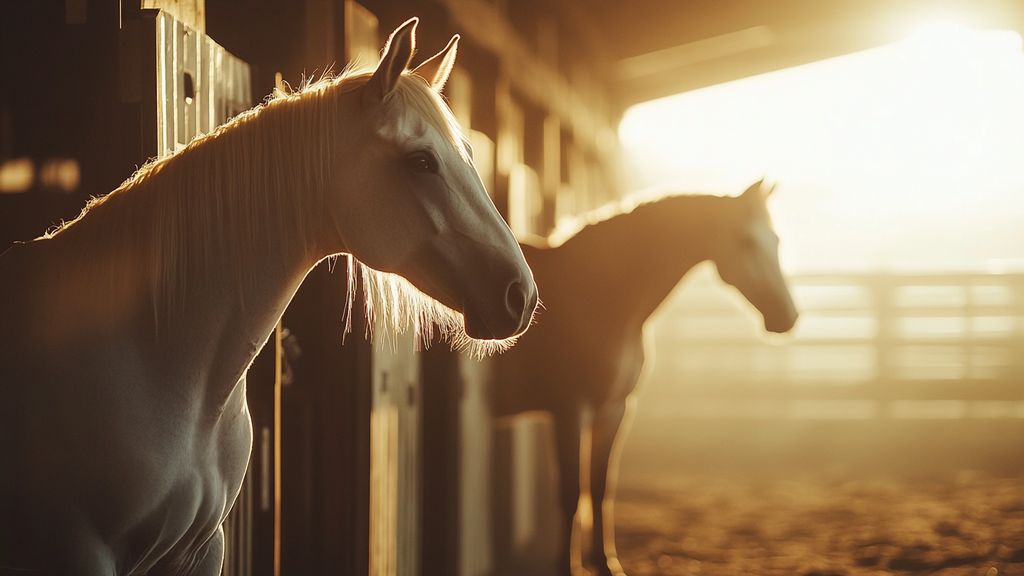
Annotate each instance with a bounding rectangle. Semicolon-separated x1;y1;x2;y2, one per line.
490;181;797;576
0;18;537;575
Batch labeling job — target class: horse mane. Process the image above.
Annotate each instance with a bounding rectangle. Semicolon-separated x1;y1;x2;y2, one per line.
546;189;727;248
42;65;492;352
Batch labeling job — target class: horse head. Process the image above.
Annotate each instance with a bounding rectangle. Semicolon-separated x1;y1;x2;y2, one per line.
712;180;799;334
329;18;538;343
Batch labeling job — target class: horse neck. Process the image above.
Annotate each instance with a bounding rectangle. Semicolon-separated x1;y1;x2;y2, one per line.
61;93;344;404
564;194;727;323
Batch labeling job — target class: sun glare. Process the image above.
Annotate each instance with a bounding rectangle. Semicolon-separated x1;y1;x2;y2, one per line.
908;20;972;43
619;27;1024;272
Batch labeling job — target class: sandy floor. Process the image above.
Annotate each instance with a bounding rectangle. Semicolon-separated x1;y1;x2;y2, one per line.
614;473;1024;576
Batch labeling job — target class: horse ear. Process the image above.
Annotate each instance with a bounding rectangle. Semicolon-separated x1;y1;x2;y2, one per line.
413;34;459;91
365;17;418;105
742;178;775;199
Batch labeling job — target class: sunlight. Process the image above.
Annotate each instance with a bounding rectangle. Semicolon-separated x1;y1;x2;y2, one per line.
907;19;973;44
619;28;1024;272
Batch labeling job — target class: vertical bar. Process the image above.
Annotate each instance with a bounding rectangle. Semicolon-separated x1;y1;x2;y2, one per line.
171;19;179;152
274;321;283;576
157;13;166;156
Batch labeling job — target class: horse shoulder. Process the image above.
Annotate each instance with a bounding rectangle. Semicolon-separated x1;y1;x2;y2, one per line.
0;240;214;565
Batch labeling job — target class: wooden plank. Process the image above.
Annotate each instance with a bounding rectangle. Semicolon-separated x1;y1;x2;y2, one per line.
141;0;205;32
649;380;1024;402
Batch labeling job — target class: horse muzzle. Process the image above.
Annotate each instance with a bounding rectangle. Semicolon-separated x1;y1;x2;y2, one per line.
463;277;538;340
764;302;799;334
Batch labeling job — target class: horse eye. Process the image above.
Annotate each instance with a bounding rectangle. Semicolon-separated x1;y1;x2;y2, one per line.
407;151;439;174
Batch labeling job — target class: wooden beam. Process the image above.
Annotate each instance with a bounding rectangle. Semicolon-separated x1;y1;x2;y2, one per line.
609;0;1024;105
438;0;616;152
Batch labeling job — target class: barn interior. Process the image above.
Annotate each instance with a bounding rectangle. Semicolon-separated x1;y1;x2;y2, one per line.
2;1;1024;575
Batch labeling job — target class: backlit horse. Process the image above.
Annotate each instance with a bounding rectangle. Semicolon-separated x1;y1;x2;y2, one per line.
0;19;536;575
490;180;797;576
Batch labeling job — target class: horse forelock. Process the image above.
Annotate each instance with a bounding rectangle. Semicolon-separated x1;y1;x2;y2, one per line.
389;72;470;162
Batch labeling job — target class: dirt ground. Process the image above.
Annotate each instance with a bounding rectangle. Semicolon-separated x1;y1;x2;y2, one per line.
614;472;1024;576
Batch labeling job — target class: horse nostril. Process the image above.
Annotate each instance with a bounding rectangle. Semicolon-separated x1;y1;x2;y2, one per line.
505;280;526;316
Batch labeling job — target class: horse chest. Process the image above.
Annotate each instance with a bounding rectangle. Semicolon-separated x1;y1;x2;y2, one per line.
2;333;252;572
123;382;253;571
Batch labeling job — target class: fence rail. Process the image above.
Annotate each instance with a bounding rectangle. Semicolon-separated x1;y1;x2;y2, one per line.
648;271;1024;406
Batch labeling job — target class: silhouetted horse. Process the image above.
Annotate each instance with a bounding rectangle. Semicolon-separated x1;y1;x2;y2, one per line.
490;180;797;576
0;19;536;575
